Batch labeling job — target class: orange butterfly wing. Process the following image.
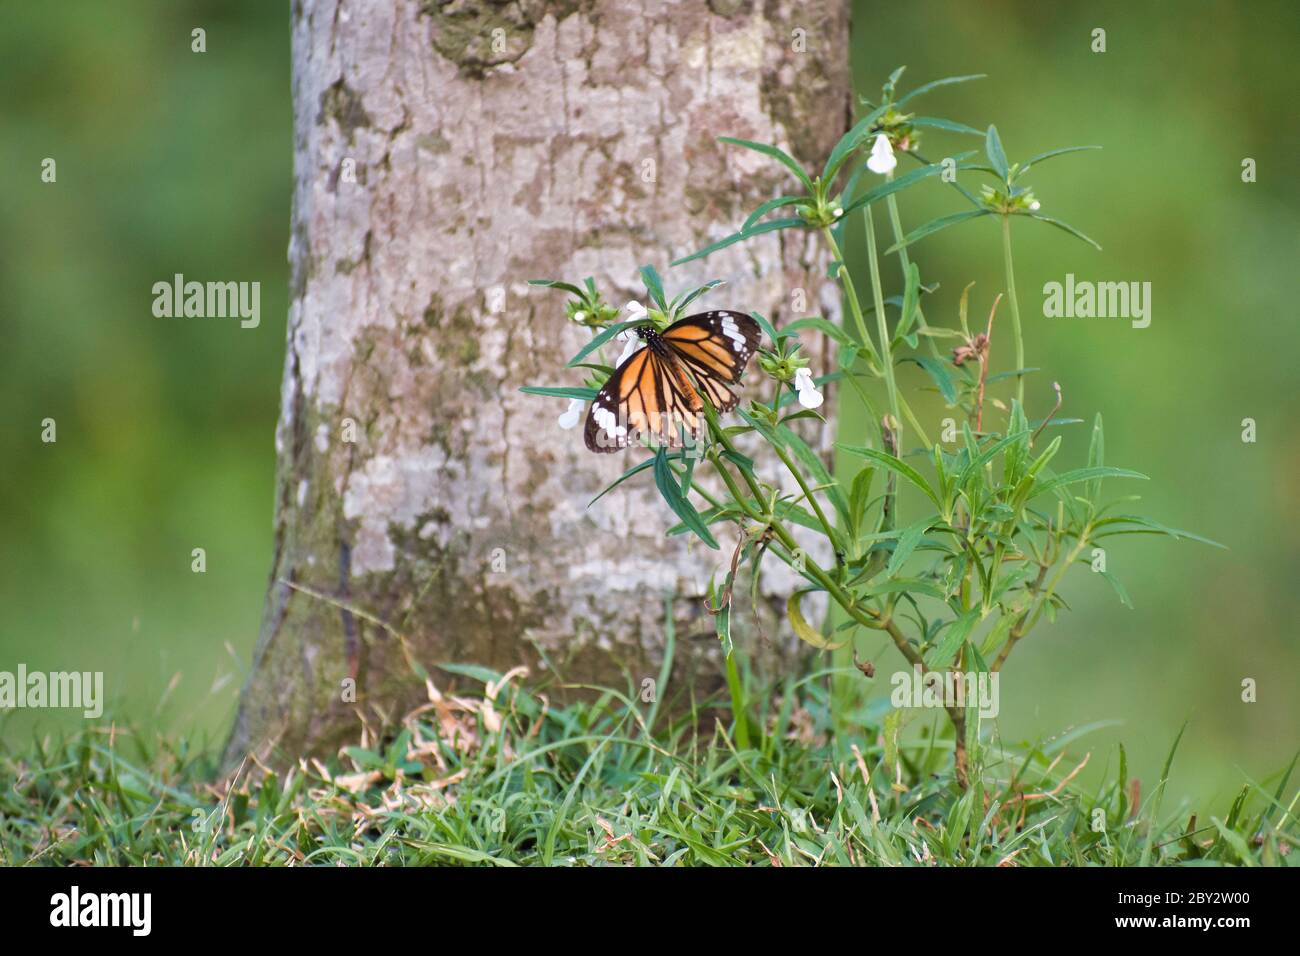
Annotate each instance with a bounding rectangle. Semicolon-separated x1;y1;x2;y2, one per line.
661;310;761;412
583;311;760;453
584;343;703;452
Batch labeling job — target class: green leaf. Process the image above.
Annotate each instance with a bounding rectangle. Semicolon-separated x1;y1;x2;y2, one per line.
718;136;814;192
1093;516;1227;549
671;278;725;315
886;517;932;578
849;465;876;537
926;609;980;667
589;453;662;506
896;261;921;340
1210;817;1259;867
1017;144;1101;177
743;195;805;232
652;448;719;549
1026;212;1102;250
908;116;984;136
783;315;856;348
901;356;958;404
1033;466;1148;499
885;209;992;254
787;590;844;650
978;613;1015;656
671;217;805;266
680;452;696;498
957;429;1033;490
1098;569;1133;609
1140;723;1187;866
527;278;585;297
864;577;947;600
1024;436;1062;483
713;579;732;657
639;265;668;311
747;310;787;344
841;162;944;217
518;385;598;401
895;73;985;107
1087;414;1105;502
984;125;1009;181
835;444;942;509
778;408;826;427
985;367;1039;385
774;500;848;554
566;320;641;368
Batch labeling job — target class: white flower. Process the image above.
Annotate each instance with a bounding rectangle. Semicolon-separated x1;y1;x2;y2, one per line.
866;133;897;175
798;387;824;409
794;367;824;409
1029;200;1041;211
833;207;844;218
557;398;583;430
614;329;640;366
612;301;648;366
573;310;586;323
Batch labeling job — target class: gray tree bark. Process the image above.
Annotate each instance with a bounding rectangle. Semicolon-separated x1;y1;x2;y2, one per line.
224;0;849;770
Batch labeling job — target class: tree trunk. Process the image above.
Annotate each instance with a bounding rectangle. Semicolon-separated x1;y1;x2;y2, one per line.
224;0;849;770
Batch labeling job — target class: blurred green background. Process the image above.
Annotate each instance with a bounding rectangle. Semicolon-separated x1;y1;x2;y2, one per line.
0;1;289;746
1;1;1295;804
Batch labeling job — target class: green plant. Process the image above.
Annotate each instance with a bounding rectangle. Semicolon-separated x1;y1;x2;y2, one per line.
522;67;1220;790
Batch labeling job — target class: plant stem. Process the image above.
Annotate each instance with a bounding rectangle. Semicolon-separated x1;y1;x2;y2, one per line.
821;228;880;370
884;185;943;362
1000;215;1025;406
863;206;901;436
769;439;840;565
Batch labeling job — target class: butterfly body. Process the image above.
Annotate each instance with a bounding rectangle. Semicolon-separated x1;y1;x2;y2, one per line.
584;310;761;453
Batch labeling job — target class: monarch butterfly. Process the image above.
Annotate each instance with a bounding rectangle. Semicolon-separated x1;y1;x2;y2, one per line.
585;310;761;452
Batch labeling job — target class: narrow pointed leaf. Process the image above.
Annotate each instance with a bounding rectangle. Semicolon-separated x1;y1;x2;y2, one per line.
1026;213;1102;250
719;136;814;192
841;162;945;217
895;73;986;107
835;444;941;509
653;448;719;549
743;195;805;232
1018;144;1101;176
885;209;992;254
527;278;585;296
671;217;805;266
909;116;984;136
1034;466;1147;499
518;385;598;401
926;608;980;667
566;320;641;368
985;125;1009;181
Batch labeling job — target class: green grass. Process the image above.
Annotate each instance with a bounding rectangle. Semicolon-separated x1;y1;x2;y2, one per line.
2;667;1295;866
